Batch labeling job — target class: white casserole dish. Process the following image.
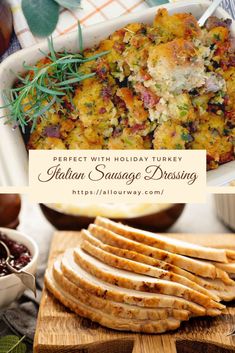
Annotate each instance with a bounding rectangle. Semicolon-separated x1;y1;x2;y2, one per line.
0;0;234;187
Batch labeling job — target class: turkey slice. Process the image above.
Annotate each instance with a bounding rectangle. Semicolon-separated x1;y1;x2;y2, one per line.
74;246;223;311
45;268;182;333
61;249;213;316
53;260;190;322
88;224;230;283
81;236;220;304
201;278;235;302
81;230;235;302
81;229;221;299
226;250;235;260
213;262;235;275
95;217;228;263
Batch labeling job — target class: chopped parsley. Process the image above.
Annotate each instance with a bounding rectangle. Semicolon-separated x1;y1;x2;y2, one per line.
178;103;189;117
213;33;221;41
181;132;193;142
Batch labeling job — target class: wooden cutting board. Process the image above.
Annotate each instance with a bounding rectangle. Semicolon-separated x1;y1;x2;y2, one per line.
34;232;235;353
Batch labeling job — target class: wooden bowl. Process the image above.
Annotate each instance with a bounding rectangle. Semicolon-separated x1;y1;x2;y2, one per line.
40;203;185;232
0;194;21;229
0;1;13;56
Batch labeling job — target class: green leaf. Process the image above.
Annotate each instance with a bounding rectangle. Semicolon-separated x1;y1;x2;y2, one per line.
55;73;95;86
54;0;81;10
145;0;169;5
35;84;64;96
47;37;57;62
82;51;110;62
0;335;26;353
22;0;59;37
78;21;83;53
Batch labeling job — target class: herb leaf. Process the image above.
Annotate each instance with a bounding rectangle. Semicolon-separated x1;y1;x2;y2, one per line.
22;0;59;37
54;0;81;10
78;22;83;53
0;335;26;353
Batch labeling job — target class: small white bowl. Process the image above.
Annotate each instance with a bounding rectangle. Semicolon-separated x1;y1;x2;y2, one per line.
0;228;38;308
214;195;235;231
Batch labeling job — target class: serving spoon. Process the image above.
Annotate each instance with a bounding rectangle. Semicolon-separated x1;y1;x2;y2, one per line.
198;0;224;27
0;240;37;297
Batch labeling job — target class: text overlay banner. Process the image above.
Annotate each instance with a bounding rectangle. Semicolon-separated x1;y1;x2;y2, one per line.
29;150;206;203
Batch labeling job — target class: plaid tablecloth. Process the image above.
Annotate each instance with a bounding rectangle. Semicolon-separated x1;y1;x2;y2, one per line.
4;0;235;57
8;0;149;48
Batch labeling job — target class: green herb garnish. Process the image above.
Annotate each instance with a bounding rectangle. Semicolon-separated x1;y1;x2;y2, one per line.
178;103;189;111
213;33;221;41
178;103;189;117
175;143;183;149
181;132;192;142
180;110;188;117
1;23;109;132
0;335;26;353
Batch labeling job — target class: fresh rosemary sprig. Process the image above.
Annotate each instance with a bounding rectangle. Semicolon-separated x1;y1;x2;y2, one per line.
1;23;109;133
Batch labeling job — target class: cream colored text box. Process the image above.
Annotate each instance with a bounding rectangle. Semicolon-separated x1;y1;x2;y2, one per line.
29;150;206;203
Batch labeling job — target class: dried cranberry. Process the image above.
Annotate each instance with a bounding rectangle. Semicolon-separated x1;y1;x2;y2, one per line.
96;61;110;80
101;86;112;101
208;104;220;113
223;95;229;106
131;123;146;133
225;110;235;121
43;125;60;138
99;107;107;114
229;55;235;67
135;83;159;108
63;100;73;111
113;127;122;137
113;95;126;110
207;154;214;163
0;232;31;276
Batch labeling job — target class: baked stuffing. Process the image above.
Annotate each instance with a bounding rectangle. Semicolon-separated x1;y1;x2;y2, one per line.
21;9;234;170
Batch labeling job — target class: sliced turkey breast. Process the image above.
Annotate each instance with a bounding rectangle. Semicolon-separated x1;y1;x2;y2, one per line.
213;262;235;275
81;237;220;303
74;246;223;311
81;231;235;302
207;280;235;301
81;229;222;298
43;215;235;335
61;249;212;316
45;269;181;333
95;217;228;263
226;250;235;260
53;260;190;322
88;224;230;283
